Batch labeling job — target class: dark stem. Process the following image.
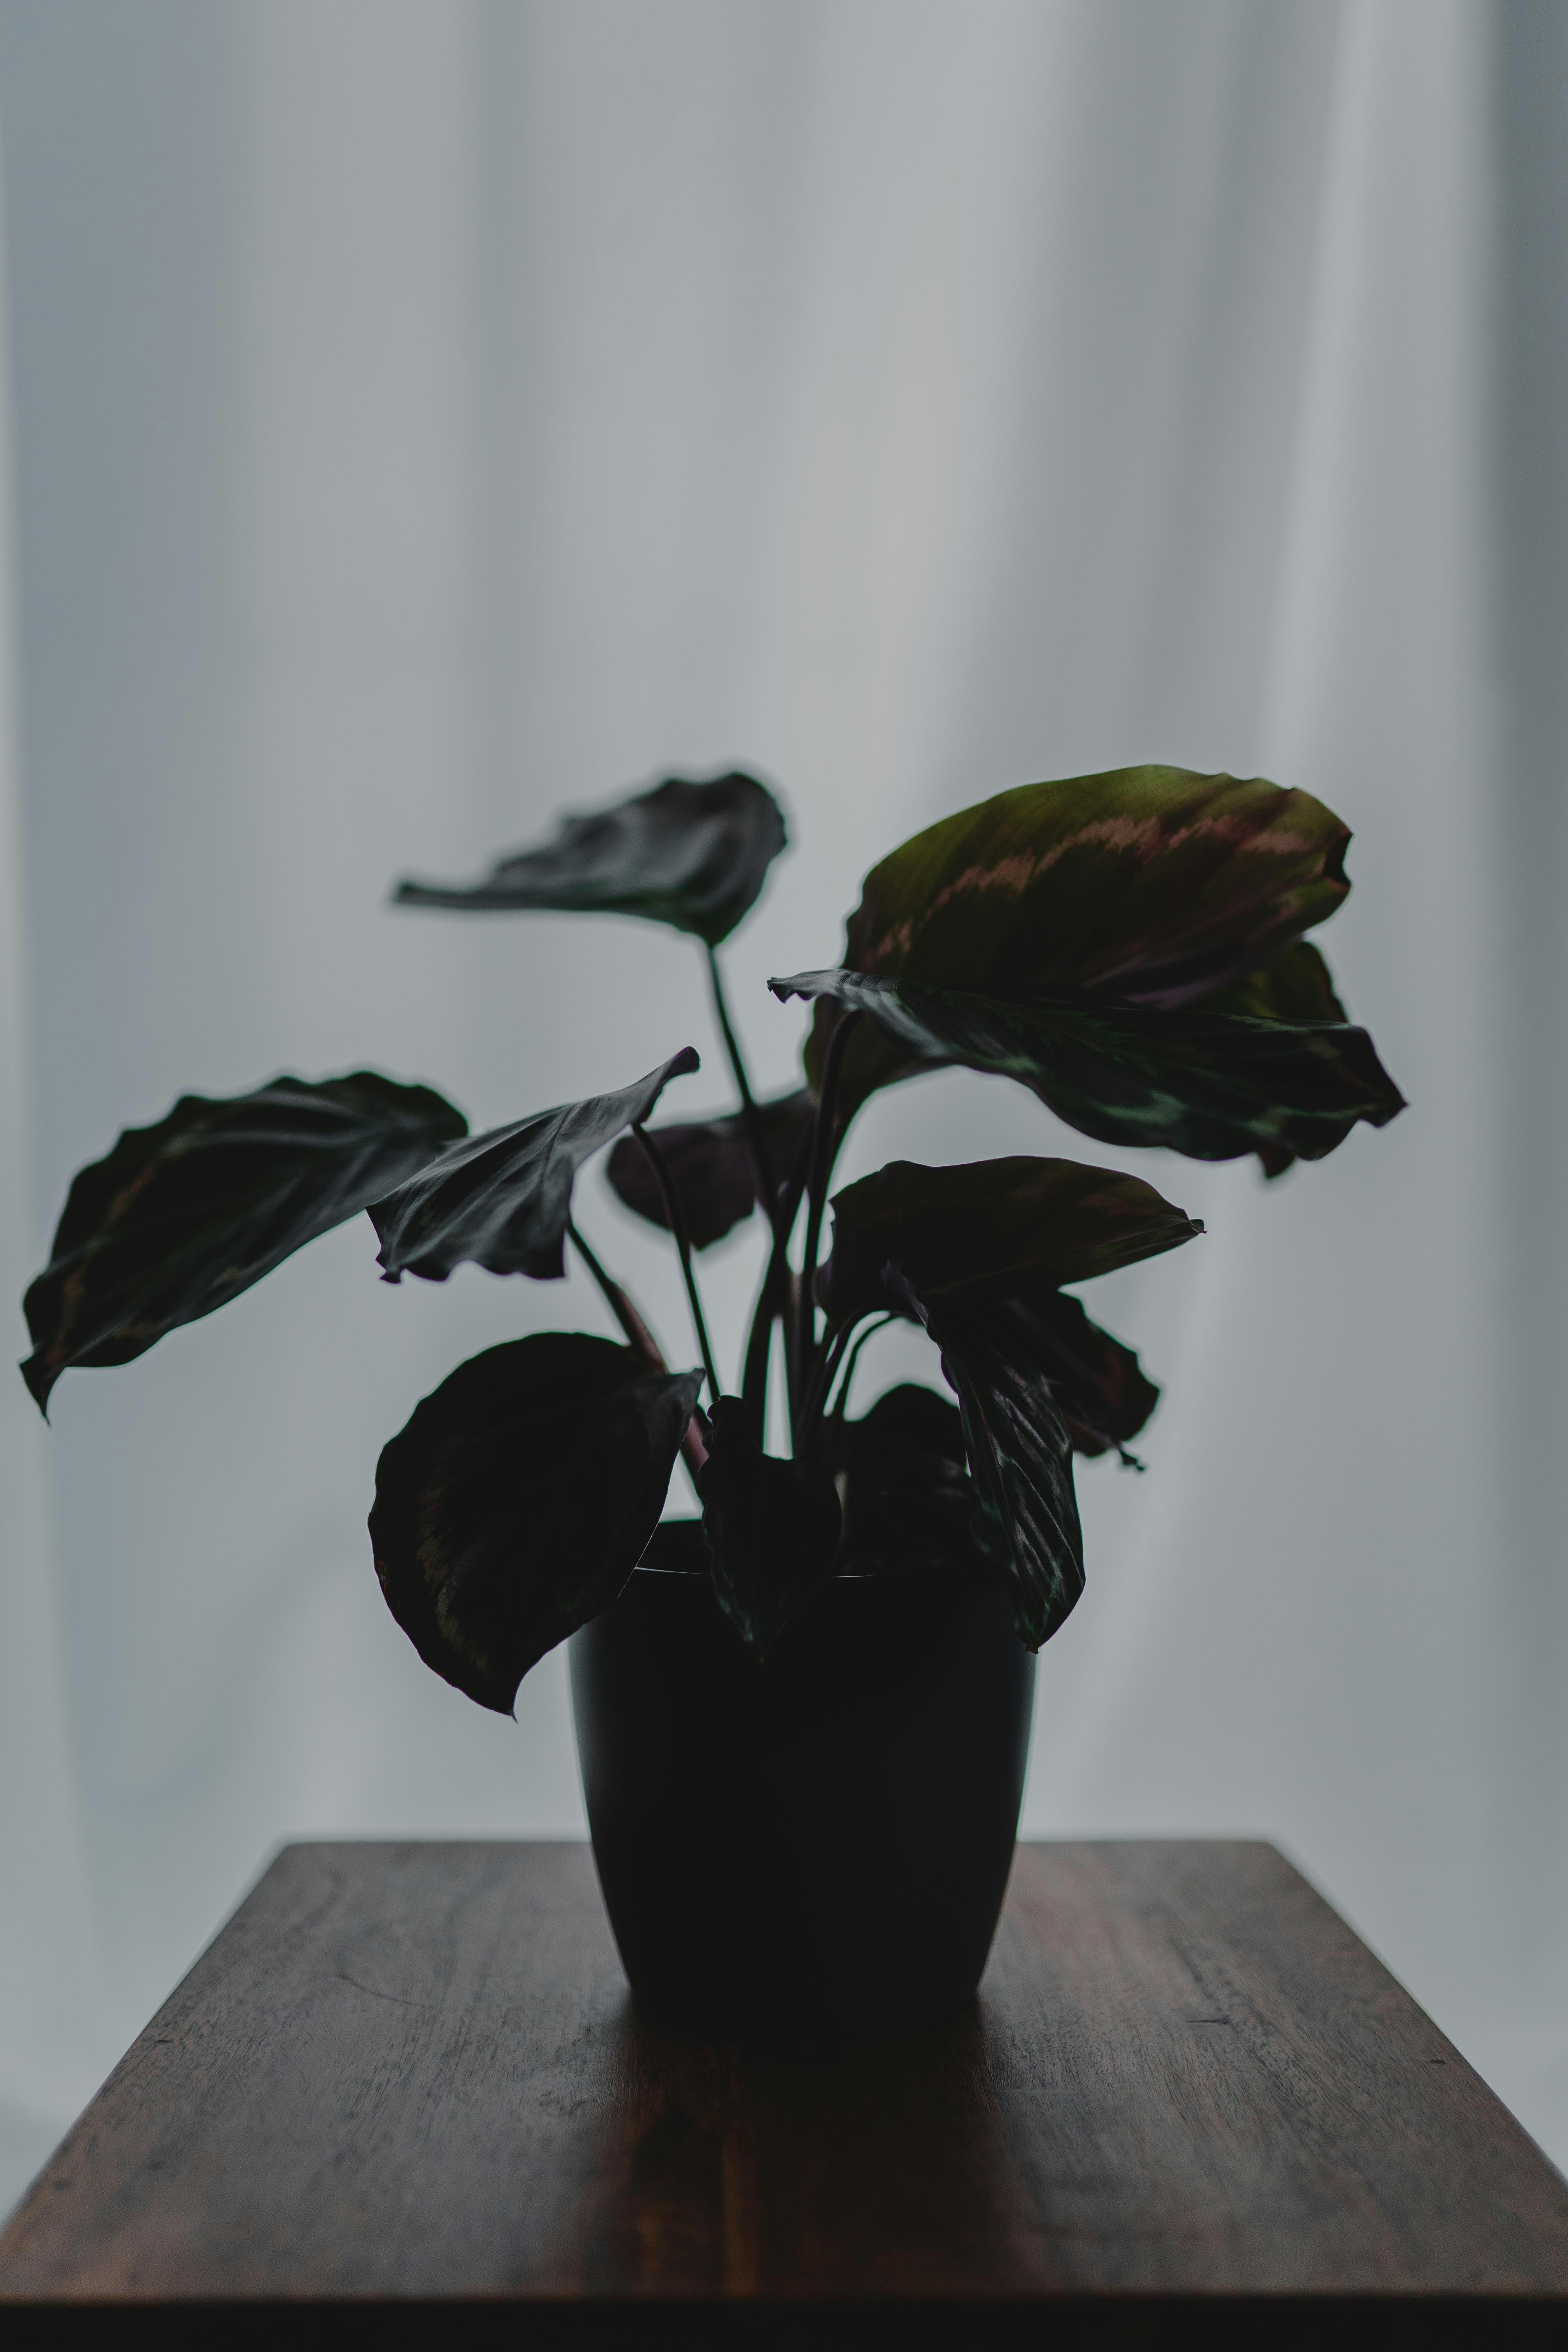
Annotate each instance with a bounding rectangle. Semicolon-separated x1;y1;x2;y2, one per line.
794;1317;858;1452
741;1118;813;1440
633;1123;721;1403
793;1010;860;1408
824;1314;893;1432
568;1218;709;1474
705;945;780;1241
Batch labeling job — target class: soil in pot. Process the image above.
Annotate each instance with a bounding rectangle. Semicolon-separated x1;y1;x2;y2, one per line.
568;1520;1036;2040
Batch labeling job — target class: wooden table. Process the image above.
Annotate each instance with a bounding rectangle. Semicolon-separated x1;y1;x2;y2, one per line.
2;1840;1566;2339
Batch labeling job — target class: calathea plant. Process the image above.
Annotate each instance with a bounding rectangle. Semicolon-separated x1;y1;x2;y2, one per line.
21;766;1404;1711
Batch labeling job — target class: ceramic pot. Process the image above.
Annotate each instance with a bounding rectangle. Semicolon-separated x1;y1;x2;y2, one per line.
567;1519;1035;2039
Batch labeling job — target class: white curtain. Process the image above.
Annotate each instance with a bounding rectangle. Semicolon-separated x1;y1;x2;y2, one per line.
2;0;1564;2211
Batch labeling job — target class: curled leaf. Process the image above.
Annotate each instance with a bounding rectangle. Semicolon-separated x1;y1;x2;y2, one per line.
394;771;787;947
370;1334;702;1713
774;968;1403;1168
22;1073;467;1413
819;1154;1200;1327
698;1397;842;1658
370;1049;699;1283
606;1089;814;1250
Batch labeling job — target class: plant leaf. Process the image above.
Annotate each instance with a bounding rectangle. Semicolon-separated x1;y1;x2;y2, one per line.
605;1088;814;1250
370;1049;699;1283
21;1073;468;1413
989;1290;1160;1461
394;770;787;947
698;1397;842;1658
802;766;1354;1118
369;1334;702;1713
773;969;1404;1167
828;1382;982;1578
920;1295;1084;1649
1198;938;1350;1177
818;1154;1201;1326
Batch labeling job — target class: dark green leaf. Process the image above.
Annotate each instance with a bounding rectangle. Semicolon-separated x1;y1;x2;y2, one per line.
370;1334;702;1713
21;1073;467;1413
828;1382;983;1579
990;1290;1159;1461
818;1154;1201;1326
1203;936;1348;1025
773;969;1404;1167
920;1294;1084;1650
802;767;1357;1122
394;771;787;947
1199;939;1350;1177
698;1397;842;1658
370;1049;699;1283
605;1089;814;1250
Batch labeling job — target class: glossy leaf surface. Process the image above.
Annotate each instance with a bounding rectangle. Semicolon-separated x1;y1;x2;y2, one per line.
606;1089;814;1249
370;1334;702;1713
922;1295;1084;1649
22;1073;467;1412
819;1155;1200;1326
698;1397;842;1658
370;1049;698;1283
803;766;1353;1116
775;969;1404;1167
394;771;786;946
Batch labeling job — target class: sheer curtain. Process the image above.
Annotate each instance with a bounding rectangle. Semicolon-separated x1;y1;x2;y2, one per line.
1;0;1564;2211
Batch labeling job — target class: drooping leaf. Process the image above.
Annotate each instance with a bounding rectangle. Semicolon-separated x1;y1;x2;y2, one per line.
370;1049;699;1283
605;1089;814;1250
920;1295;1084;1649
394;771;787;947
818;1155;1201;1327
773;969;1404;1168
990;1290;1160;1461
21;1073;468;1412
369;1334;702;1713
698;1397;842;1658
828;1382;982;1579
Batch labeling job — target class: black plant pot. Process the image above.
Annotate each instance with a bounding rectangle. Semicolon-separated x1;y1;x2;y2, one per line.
567;1519;1036;2040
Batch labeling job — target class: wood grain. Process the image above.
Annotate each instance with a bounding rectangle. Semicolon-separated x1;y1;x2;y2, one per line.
1;1839;1565;2312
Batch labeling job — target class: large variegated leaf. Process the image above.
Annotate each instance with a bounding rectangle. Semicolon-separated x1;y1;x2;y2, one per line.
394;771;786;947
804;766;1353;1116
370;1049;698;1283
818;1155;1200;1326
774;969;1403;1167
922;1294;1084;1649
698;1397;842;1659
21;1073;467;1412
606;1088;813;1250
370;1334;702;1713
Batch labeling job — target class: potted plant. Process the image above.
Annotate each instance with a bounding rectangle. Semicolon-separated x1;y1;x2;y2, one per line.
21;765;1403;2037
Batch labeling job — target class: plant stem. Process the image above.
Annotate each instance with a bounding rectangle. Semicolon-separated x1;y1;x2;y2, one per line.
793;1009;860;1409
824;1313;892;1430
633;1122;721;1403
740;1119;813;1439
704;945;780;1240
568;1218;709;1474
795;1316;858;1451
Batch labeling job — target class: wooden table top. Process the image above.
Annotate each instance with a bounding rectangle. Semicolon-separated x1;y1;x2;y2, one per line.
3;1838;1566;2331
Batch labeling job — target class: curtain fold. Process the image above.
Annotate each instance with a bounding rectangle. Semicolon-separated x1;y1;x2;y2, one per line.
0;0;1563;2214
